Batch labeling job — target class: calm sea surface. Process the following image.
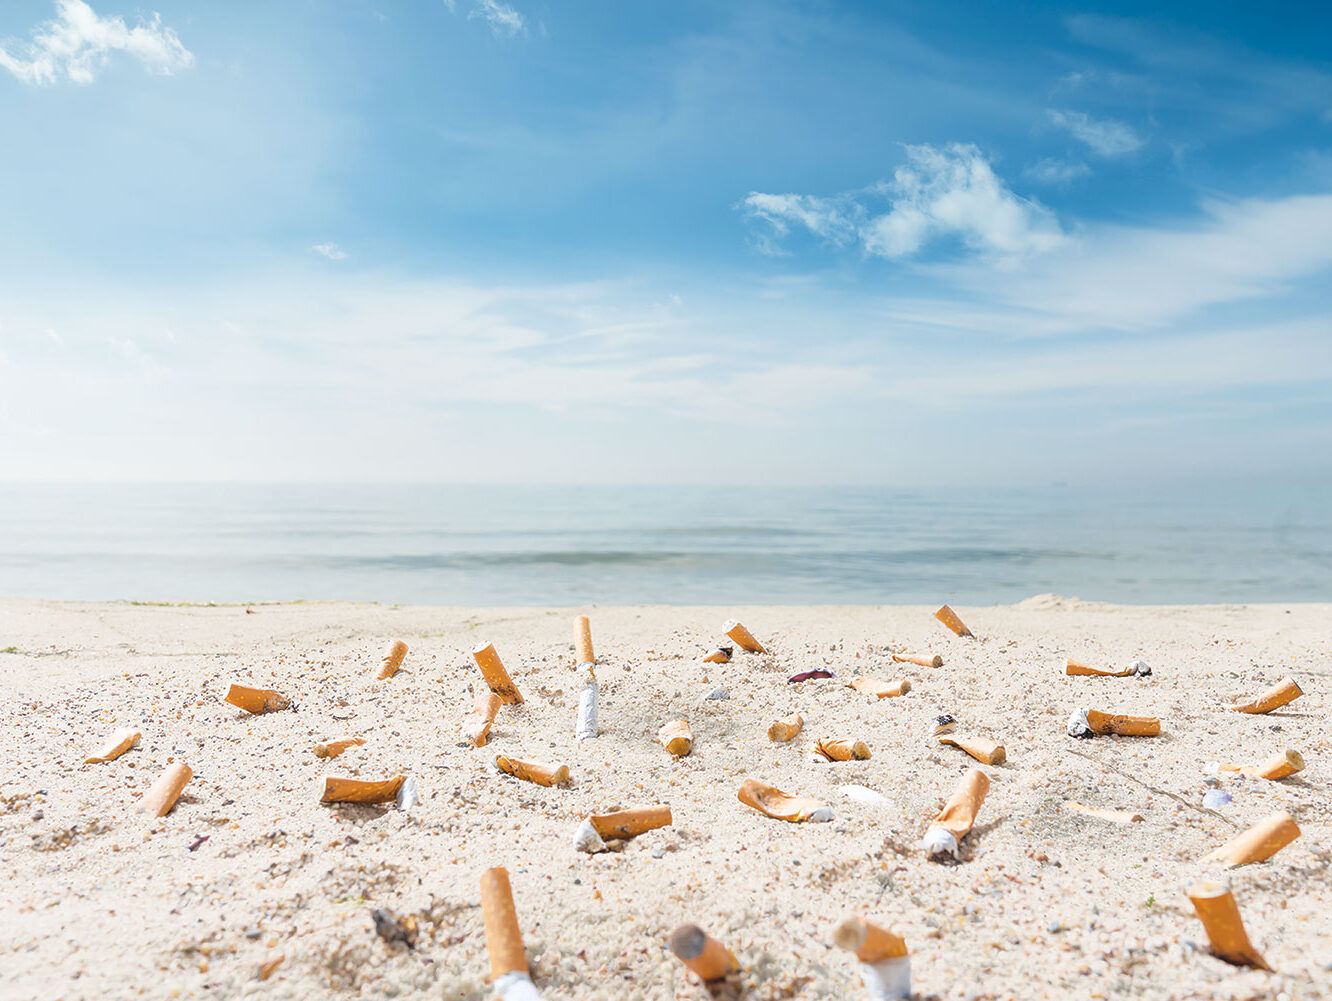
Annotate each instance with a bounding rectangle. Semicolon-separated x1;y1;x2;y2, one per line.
0;483;1329;605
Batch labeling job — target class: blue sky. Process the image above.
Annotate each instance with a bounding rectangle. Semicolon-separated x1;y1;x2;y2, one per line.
0;0;1329;483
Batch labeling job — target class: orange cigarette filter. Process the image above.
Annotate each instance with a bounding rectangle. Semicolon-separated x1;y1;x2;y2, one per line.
934;604;972;637
376;639;409;680
1217;749;1305;780
848;676;911;699
1205;811;1301;868
767;712;803;742
814;737;871;762
481;867;529;980
932;769;989;839
225;683;291;715
668;924;738;982
465;691;504;747
1062;800;1143;824
893;653;942;668
472;642;524;704
312;736;366;759
1066;658;1134;677
723;618;766;653
737;778;831;822
588;804;673;840
938;734;1006;765
1187;879;1272;971
1230;677;1303;714
137;761;192;817
495;755;570;787
658;719;693;758
574;615;595;664
321;775;405;804
702;647;732;664
1086;709;1160;736
257;955;285;981
833;916;908;963
84;728;141;764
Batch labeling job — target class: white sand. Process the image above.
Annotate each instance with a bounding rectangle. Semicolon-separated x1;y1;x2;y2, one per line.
0;597;1327;1000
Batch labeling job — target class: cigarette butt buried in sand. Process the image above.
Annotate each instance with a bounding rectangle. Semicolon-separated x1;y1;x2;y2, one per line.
658;719;693;758
575;670;598;741
376;639;408;680
668;924;738;983
934;605;972;637
723;619;765;654
938;733;1006;765
767;712;803;742
834;916;910;1001
574;615;595;665
224;683;291;715
137;761;192;817
311;736;366;759
1066;708;1161;738
814;737;871;762
320;775;406;804
1187;879;1272;971
848;676;911;699
1230;677;1303;714
922;768;989;859
84;728;140;764
1066;658;1151;677
481;867;546;1001
893;653;943;668
702;646;732;664
738;778;833;823
465;691;504;747
496;755;570;787
573;804;673;853
1062;800;1143;824
472;642;524;705
1212;749;1305;781
1204;811;1301;868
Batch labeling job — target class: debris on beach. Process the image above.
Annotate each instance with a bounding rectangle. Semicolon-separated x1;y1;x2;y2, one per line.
658;719;693;757
1204;811;1300;867
847;676;910;699
1229;677;1303;714
922;768;989;860
1066;707;1161;737
83;728;140;764
1061;801;1143;824
481;867;546;1000
320;774;406;804
892;652;942;668
813;737;871;762
932;714;957;737
495;755;570;787
702;645;733;664
371;907;418;948
1186;879;1272;970
1065;657;1151;677
224;683;292;715
572;804;672;854
834;915;910;1000
375;639;408;680
311;736;365;759
788;668;834;683
575;668;598;740
737;778;832;822
574;614;595;665
472;641;524;704
937;733;1006;765
934;605;972;637
1207;748;1304;780
668;923;739;985
137;761;192;817
767;712;803;742
723;618;766;653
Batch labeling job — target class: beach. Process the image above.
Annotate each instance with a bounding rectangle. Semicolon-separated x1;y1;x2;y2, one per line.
0;597;1327;1000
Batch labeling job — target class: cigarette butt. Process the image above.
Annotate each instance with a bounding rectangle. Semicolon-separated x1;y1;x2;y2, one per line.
893;653;942;668
495;755;570;787
923;768;988;857
833;915;908;963
1230;676;1303;714
588;804;673;840
575;675;598;741
767;712;803;742
848;676;911;699
737;778;833;822
224;683;291;715
1066;658;1133;677
1216;749;1305;780
574;615;595;665
1068;708;1161;737
702;646;733;664
668;924;738;982
472;642;524;705
814;738;871;762
312;736;366;759
320;775;406;804
723;618;766;653
938;734;1006;765
465;691;504;747
934;604;972;637
1204;811;1300;868
84;728;141;764
1186;879;1272;971
1062;800;1143;823
257;955;284;981
481;866;529;979
137;761;192;817
658;719;693;757
376;639;408;680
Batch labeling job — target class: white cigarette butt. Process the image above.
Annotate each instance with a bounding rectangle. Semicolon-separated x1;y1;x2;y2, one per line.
922;826;958;859
859;955;912;1000
572;819;607;854
494;970;545;1001
576;678;599;740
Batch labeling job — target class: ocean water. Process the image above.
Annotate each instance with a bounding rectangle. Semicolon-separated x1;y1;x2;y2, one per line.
0;483;1329;605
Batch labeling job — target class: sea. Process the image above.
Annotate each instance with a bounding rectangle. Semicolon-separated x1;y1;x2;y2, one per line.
0;482;1329;605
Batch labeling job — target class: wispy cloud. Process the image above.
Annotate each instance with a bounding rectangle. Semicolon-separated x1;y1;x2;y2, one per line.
0;0;192;86
469;0;525;38
1023;157;1091;185
1047;109;1143;157
311;242;349;261
741;143;1065;261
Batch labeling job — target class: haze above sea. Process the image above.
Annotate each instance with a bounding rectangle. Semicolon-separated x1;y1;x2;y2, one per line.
0;483;1329;605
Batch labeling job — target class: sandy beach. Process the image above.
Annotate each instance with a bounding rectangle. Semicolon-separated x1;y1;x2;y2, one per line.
0;596;1327;1001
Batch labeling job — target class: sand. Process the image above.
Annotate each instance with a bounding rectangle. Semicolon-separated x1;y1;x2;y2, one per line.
0;597;1328;1001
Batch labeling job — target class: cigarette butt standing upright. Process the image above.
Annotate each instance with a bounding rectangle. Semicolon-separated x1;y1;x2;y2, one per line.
1214;749;1305;780
922;768;989;859
465;691;503;747
814;738;871;761
376;640;408;680
658;719;693;757
737;778;833;822
137;761;192;817
224;684;291;715
723;619;766;654
1230;677;1303;714
893;653;942;668
668;924;738;983
938;734;1006;765
1204;811;1301;868
767;712;803;742
834;916;910;1001
934;605;972;637
1186;879;1272;971
574;615;595;665
576;668;598;741
321;775;406;804
84;728;141;764
495;755;570;787
481;867;545;1000
472;642;524;704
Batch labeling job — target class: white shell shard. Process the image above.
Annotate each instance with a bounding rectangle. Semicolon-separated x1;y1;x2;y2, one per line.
1204;761;1221;775
1066;707;1092;738
922;825;958;859
809;805;834;823
859;955;911;1001
495;971;545;1001
576;678;599;740
1129;659;1152;676
839;784;888;805
572;818;606;854
394;776;419;812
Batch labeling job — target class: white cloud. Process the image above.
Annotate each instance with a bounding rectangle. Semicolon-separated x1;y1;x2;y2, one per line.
469;0;524;37
0;0;193;86
741;143;1065;261
311;242;349;261
1047;109;1143;157
1024;157;1091;185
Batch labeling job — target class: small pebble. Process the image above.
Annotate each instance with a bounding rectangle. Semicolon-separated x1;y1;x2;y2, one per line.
650;848;665;859
703;687;729;701
1202;790;1232;810
1048;922;1063;934
244;927;261;940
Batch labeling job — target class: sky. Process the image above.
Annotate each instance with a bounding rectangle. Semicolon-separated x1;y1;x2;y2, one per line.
0;0;1329;485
